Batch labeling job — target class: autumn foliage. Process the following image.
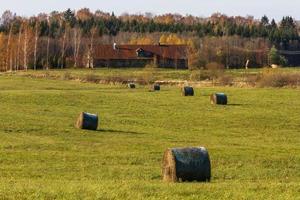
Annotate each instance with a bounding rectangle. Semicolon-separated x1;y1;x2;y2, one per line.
0;9;299;71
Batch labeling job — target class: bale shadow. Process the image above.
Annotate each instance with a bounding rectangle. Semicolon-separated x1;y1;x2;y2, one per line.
97;129;146;135
226;103;247;106
201;94;213;97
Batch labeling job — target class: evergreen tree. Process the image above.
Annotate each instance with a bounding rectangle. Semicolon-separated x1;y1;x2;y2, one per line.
64;9;76;27
269;46;280;65
269;45;288;66
260;15;269;26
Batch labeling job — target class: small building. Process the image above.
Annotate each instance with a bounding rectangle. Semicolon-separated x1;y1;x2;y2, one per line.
92;44;189;69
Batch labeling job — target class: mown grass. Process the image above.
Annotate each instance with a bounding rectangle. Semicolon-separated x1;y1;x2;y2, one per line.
0;75;299;199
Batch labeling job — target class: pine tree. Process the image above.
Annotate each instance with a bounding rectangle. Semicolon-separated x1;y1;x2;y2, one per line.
64;9;76;27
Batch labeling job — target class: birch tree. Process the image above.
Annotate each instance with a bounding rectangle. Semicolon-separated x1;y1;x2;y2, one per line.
73;27;82;68
87;26;97;68
60;21;68;69
16;22;25;71
33;19;39;70
0;33;6;71
6;22;13;71
46;16;50;70
23;22;29;71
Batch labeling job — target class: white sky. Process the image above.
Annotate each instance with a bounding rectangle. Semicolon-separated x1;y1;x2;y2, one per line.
0;0;299;21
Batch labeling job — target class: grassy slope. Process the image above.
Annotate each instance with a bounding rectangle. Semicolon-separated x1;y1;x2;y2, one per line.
0;76;299;199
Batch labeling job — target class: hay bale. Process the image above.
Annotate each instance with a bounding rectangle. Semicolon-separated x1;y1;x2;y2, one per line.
128;83;136;89
153;84;161;91
76;112;99;130
150;84;161;91
210;93;228;105
162;147;211;182
182;86;194;96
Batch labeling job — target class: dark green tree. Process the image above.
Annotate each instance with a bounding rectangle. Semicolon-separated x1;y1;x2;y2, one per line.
63;9;76;27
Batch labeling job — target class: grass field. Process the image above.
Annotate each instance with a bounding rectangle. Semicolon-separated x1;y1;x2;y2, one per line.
0;75;300;199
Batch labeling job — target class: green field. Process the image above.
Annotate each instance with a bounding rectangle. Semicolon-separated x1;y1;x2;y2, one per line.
0;74;300;199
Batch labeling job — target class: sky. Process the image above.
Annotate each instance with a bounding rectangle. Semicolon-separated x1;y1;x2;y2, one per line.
0;0;299;21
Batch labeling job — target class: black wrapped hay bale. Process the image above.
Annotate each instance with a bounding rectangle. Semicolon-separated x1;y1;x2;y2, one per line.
182;86;194;96
149;84;160;92
76;112;99;130
128;83;136;89
162;147;211;182
210;93;228;105
153;84;161;91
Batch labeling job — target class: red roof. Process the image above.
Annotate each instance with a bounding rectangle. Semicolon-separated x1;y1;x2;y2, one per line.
93;45;188;60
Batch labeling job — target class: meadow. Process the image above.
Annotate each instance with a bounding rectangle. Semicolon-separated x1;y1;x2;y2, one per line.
0;73;299;199
15;67;300;82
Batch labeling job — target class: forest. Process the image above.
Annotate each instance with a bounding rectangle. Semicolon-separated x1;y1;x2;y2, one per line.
0;8;299;71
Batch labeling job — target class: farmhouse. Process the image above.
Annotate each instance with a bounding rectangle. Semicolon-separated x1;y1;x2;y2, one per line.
92;44;189;69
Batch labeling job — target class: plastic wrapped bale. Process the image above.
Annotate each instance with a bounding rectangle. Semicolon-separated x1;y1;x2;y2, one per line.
152;84;161;91
128;83;136;89
162;147;211;182
210;93;228;105
182;86;194;96
76;112;99;130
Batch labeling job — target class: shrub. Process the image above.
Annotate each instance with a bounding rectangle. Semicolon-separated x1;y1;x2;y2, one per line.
245;74;261;87
85;73;100;83
205;62;225;84
61;72;72;80
268;46;288;67
217;74;234;86
189;70;201;81
105;76;128;84
258;71;300;87
279;56;288;66
143;62;158;84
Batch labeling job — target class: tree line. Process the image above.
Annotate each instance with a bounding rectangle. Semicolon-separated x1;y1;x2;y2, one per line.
0;8;299;71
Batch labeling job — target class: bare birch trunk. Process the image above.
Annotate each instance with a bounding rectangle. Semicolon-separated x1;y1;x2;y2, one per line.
17;24;22;71
46;36;50;70
73;28;82;68
61;30;67;69
14;53;17;71
34;21;39;70
23;27;28;71
73;29;77;68
75;30;82;68
89;27;96;69
6;23;13;71
46;17;50;70
9;50;13;72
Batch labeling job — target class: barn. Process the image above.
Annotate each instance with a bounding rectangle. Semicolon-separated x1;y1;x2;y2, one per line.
91;44;189;69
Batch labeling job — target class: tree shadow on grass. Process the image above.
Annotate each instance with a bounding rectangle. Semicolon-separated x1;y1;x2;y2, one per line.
97;129;146;135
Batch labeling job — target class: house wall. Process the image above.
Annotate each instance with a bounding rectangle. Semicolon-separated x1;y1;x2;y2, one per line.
94;58;188;69
94;59;153;68
158;59;188;69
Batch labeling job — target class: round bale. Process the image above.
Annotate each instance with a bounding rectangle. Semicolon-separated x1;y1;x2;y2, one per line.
76;112;99;130
210;93;228;105
153;84;161;91
128;83;136;89
182;86;194;96
150;84;161;92
162;147;211;182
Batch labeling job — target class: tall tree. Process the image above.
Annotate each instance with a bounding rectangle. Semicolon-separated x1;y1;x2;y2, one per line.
33;19;39;70
73;27;82;68
6;22;13;71
46;16;50;70
16;22;22;71
23;21;29;71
